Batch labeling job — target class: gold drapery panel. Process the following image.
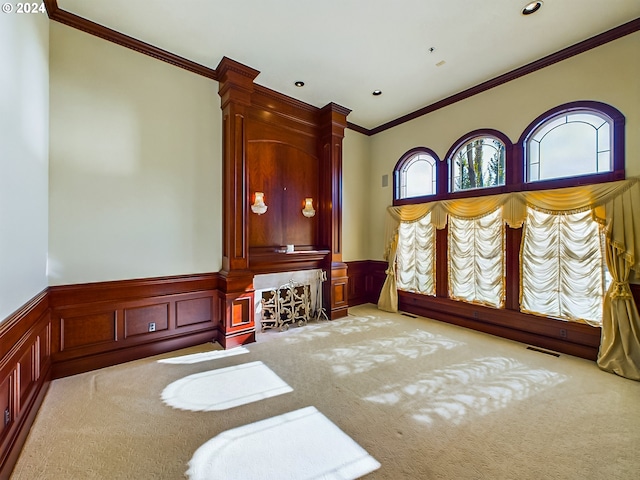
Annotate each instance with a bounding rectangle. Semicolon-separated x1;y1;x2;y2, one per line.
378;177;640;380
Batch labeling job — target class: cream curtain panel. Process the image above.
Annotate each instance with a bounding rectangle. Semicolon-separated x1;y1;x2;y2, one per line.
396;214;436;296
521;209;606;326
449;209;505;308
379;177;640;380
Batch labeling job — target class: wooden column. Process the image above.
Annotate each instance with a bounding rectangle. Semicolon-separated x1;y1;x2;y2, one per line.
216;57;259;347
318;103;351;319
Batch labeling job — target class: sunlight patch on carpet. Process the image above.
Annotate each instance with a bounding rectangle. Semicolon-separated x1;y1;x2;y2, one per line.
311;329;463;376
276;314;396;345
157;346;249;365
186;406;381;480
364;356;567;425
161;361;292;411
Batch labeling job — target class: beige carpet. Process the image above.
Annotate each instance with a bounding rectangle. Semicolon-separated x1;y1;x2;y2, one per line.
11;304;640;479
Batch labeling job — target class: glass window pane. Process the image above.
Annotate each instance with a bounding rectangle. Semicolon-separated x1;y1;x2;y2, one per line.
527;110;612;182
567;113;605;129
405;157;435;198
400;153;437;199
538;122;596;180
598;151;611;173
597;123;611;152
450;137;505;192
532;116;567;142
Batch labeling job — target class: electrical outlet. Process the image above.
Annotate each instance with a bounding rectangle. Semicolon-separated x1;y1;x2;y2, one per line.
560;328;567;338
473;311;479;319
4;408;9;426
148;322;156;332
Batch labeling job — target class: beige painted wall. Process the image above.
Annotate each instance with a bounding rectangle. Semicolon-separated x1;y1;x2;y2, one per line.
48;23;222;286
365;31;640;260
342;129;371;262
0;12;49;320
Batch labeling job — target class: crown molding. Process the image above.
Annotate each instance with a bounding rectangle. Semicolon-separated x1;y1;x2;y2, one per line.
44;0;218;80
43;1;638;137
366;17;640;136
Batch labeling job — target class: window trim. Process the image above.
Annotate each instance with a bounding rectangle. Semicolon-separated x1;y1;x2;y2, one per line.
444;129;513;196
517;101;626;190
391;102;625;206
393;147;441;205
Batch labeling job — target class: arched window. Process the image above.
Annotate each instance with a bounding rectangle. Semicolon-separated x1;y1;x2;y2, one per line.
394;148;439;201
446;131;509;193
521;101;625;185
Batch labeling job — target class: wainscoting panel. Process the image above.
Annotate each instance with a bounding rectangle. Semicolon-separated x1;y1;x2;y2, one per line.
60;311;116;351
0;290;51;480
176;296;213;327
48;274;221;379
124;303;170;337
346;260;387;307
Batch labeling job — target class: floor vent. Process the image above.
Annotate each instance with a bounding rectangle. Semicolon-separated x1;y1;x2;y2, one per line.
401;313;417;319
526;346;560;357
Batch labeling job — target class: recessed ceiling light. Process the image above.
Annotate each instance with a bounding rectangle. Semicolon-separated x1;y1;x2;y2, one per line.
372;90;382;96
294;81;305;87
522;1;543;15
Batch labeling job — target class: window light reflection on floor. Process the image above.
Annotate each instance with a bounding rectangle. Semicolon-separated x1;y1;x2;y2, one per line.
157;346;250;365
186;406;381;480
161;361;292;411
269;314;396;345
311;329;464;376
364;356;566;425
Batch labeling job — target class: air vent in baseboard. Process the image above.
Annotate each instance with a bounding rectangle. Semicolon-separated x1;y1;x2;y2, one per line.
526;346;560;357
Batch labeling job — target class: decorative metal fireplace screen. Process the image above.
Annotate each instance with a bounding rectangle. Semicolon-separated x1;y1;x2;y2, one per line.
260;280;312;331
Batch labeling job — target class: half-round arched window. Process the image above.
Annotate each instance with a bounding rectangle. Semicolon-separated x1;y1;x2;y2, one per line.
394;148;439;200
447;132;508;193
521;101;625;184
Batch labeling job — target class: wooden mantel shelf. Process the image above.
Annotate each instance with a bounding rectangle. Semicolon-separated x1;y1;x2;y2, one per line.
249;248;330;274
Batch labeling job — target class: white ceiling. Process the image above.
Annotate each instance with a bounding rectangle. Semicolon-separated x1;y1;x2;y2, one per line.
58;0;640;130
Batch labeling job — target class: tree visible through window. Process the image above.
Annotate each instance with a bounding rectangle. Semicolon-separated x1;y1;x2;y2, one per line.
451;137;505;192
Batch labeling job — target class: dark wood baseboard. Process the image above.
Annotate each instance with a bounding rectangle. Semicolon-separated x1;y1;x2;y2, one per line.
398;291;601;360
345;260;617;360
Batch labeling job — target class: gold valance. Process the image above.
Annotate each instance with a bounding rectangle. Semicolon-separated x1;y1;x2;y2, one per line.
385;177;640;276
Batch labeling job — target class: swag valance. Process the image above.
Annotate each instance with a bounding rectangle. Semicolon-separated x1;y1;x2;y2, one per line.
379;177;640;381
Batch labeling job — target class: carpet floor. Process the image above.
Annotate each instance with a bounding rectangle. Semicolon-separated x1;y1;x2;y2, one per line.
10;304;640;479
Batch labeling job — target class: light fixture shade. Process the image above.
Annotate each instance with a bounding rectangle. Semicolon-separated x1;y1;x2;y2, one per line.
251;192;268;215
302;198;315;217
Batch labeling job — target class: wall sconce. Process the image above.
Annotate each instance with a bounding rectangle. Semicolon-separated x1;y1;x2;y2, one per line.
302;198;315;218
251;192;268;215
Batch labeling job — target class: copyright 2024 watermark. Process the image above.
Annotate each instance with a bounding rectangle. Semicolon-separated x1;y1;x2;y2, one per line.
2;2;47;14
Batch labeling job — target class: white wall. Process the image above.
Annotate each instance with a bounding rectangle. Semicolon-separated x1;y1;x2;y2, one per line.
48;23;222;285
342;129;371;261
0;12;49;321
365;32;640;260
